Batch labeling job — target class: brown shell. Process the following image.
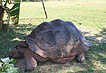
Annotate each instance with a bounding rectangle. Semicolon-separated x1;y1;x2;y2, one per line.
24;19;92;59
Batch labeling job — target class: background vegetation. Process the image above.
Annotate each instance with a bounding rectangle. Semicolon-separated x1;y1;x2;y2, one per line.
0;0;21;31
0;0;106;73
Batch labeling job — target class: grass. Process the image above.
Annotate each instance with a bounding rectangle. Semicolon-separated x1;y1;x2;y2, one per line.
0;0;106;73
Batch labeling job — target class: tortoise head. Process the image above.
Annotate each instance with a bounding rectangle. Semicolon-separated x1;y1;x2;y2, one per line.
9;41;28;59
74;39;92;54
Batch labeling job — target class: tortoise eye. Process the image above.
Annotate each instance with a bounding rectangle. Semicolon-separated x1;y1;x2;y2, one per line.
21;46;28;48
14;45;18;49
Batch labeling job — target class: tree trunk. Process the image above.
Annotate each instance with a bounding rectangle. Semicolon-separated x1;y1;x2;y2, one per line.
41;0;48;19
0;6;4;32
0;0;2;6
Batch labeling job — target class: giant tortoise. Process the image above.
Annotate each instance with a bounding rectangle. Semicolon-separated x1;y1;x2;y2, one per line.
9;19;92;71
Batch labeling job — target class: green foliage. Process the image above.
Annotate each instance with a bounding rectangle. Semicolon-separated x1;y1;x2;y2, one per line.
10;58;18;64
0;0;21;31
0;58;18;73
10;2;20;26
11;3;20;10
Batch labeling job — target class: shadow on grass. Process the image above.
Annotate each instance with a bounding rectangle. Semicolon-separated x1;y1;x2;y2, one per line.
71;28;106;73
0;24;37;58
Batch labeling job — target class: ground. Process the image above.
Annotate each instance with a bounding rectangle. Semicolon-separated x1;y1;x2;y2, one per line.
0;0;106;73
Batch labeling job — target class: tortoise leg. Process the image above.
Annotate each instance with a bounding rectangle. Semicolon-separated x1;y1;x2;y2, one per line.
51;56;75;64
75;53;85;63
33;53;49;63
24;49;37;72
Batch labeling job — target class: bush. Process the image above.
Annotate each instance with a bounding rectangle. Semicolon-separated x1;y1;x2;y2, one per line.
0;57;18;73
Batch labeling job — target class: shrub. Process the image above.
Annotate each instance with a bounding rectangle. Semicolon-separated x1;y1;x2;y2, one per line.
0;57;18;73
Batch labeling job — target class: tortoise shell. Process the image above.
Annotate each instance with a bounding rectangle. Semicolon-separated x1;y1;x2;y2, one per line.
24;19;92;59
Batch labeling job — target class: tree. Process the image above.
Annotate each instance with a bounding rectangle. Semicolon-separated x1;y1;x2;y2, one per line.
0;0;21;32
0;0;4;31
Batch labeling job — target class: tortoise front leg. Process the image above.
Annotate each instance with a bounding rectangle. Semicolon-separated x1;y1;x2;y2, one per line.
75;53;85;63
24;49;37;72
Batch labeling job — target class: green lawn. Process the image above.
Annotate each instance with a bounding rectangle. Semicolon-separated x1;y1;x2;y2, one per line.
0;0;106;73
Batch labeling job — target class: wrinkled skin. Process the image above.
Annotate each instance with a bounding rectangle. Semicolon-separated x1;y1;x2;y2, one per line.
9;19;91;72
9;41;27;59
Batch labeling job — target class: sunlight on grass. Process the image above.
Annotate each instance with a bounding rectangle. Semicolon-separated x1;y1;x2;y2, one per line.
19;0;106;29
0;0;106;73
